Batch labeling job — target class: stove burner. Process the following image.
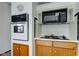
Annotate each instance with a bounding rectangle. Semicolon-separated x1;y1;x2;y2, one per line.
40;35;69;40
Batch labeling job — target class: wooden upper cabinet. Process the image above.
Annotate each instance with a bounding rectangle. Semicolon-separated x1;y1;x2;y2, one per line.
20;44;29;56
13;43;20;56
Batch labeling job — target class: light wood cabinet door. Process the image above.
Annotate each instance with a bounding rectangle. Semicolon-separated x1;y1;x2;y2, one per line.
20;44;29;56
36;45;52;56
35;40;77;56
53;41;77;56
13;43;29;56
52;47;76;56
13;43;20;56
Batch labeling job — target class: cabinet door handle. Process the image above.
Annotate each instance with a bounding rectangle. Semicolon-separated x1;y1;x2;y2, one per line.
17;48;19;50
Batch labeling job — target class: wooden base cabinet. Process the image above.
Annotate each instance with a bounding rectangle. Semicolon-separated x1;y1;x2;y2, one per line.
13;43;20;56
13;43;29;56
35;40;77;56
52;47;76;56
36;46;52;56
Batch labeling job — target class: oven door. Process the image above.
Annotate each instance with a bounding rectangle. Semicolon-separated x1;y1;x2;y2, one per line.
11;23;29;41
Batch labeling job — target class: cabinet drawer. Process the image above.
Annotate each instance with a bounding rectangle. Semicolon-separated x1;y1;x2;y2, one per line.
53;41;77;49
53;47;76;56
36;40;52;46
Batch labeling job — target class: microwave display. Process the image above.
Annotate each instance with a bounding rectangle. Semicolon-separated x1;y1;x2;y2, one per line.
42;8;67;24
14;25;24;33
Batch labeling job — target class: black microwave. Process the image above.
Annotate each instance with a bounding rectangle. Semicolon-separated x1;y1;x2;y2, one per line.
11;13;29;22
42;8;67;24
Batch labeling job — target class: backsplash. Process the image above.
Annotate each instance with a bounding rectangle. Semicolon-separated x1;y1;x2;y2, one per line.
41;24;70;39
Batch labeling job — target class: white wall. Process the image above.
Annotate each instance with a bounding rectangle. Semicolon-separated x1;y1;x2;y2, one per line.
74;2;79;55
36;2;77;40
0;2;11;54
41;24;70;38
32;2;38;55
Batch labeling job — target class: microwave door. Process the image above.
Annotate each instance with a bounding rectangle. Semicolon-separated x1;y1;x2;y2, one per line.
59;12;67;22
44;15;59;23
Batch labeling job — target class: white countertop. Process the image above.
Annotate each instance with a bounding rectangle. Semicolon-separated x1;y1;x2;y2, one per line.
35;38;79;43
12;40;29;45
12;38;79;44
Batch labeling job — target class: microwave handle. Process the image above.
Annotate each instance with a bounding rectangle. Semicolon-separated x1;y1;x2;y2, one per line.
58;13;60;22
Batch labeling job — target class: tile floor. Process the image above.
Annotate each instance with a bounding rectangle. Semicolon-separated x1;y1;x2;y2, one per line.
0;51;11;56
